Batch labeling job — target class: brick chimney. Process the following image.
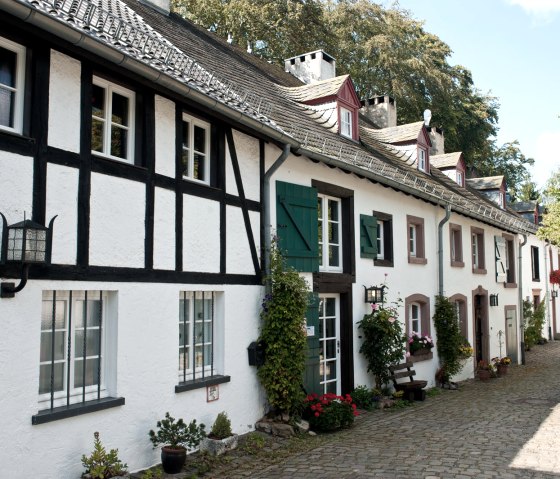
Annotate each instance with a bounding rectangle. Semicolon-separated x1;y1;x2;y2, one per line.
360;95;397;128
284;50;336;84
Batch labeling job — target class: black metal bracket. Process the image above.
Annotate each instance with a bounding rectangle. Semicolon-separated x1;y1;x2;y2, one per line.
1;264;30;298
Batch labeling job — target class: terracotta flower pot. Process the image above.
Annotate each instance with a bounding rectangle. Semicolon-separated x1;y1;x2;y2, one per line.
497;364;508;377
478;369;492;381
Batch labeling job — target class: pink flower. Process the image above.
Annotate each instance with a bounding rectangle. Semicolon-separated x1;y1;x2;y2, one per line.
406;352;411;358
371;303;379;311
388;317;396;323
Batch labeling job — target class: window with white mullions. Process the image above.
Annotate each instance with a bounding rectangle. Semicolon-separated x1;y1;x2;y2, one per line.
318;295;340;395
410;302;420;334
409;224;417;257
91;77;135;163
181;113;210;184
179;291;214;383
318;194;342;272
0;37;26;133
339;107;352;138
377;220;385;260
39;291;105;409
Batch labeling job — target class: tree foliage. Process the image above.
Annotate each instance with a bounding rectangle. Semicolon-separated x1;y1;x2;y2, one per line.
257;242;309;416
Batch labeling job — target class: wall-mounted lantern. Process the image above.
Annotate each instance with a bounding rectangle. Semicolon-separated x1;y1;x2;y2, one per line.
489;293;499;307
364;285;386;304
0;213;56;298
552;290;558;298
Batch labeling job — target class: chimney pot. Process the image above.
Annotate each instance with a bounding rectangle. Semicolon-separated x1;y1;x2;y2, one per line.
284;50;336;84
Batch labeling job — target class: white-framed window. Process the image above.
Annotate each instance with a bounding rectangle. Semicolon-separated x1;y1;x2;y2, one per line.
410;302;420;333
181;113;210;184
409;224;417;257
38;290;116;408
340;107;352;139
498;191;505;208
0;36;26;134
318;194;342;272
91;76;135;163
418;147;428;172
377;220;385;260
179;291;219;383
472;233;479;269
456;170;464;187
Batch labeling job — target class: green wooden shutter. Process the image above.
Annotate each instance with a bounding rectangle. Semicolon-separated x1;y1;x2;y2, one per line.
276;181;319;272
360;214;378;259
303;293;321;395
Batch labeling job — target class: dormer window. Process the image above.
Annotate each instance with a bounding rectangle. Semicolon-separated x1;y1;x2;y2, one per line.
456;171;464;187
498;190;505;208
340;107;352;139
418;147;428;173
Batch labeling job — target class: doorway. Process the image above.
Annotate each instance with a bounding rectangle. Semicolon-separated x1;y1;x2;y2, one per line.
318;294;340;394
473;290;489;363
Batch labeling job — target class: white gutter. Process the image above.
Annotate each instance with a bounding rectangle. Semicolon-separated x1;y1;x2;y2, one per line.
438;204;452;296
518;233;528;365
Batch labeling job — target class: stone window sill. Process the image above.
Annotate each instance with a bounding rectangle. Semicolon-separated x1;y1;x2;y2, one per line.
408;256;427;265
409;351;433;363
32;397;125;425
472;267;487;275
451;260;464;268
175;375;231;393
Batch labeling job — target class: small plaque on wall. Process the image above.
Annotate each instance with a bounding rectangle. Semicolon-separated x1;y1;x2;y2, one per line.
207;384;219;402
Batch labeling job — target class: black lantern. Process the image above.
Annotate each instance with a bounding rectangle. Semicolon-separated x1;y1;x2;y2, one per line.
552;290;558;298
364;285;385;304
1;213;56;298
489;293;499;307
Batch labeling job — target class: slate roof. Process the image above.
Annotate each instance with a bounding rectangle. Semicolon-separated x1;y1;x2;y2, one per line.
431;152;462;169
363;121;425;144
467;176;505;190
12;0;536;234
20;0;284;132
511;201;537;213
281;75;350;103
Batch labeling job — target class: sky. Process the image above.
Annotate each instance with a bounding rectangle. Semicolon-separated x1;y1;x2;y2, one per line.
389;0;560;189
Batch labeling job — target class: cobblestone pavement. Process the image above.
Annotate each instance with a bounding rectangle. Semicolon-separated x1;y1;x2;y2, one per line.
219;341;560;479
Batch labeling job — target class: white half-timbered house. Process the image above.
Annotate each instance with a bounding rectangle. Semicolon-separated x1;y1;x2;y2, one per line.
0;0;558;477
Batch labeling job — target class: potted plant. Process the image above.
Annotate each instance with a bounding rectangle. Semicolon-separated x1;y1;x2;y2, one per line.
303;392;358;432
199;411;238;456
148;412;205;474
81;432;128;479
476;360;496;381
492;356;511;376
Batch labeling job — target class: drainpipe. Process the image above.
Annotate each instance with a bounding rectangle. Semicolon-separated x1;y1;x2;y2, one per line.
544;240;552;340
263;144;291;283
438;204;452;297
519;234;528;365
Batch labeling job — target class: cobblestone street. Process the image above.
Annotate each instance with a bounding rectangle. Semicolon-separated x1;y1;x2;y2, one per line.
214;341;560;479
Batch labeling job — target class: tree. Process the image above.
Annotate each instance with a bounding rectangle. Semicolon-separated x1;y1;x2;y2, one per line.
433;296;464;384
517;180;541;202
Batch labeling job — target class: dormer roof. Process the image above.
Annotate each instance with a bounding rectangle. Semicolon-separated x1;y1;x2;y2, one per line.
510;201;538;214
364;121;431;146
430;152;463;170
466;176;505;191
283;74;361;108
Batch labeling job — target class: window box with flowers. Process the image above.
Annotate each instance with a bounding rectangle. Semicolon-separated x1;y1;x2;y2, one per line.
408;332;434;357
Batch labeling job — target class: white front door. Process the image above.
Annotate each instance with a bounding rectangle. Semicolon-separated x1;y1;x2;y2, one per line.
319;294;340;395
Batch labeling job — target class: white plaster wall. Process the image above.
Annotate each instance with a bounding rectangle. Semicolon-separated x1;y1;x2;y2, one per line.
46;163;78;265
48;50;81;153
225;130;260;202
225;206;259;275
154;95;176;178
183;195;220;273
153;187;175;270
0;280;265;478
89;173;145;268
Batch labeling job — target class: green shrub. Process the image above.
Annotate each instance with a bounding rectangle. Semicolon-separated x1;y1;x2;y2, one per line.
303;393;357;432
524;300;545;349
350;385;375;411
358;292;405;390
81;432;128;479
210;412;233;439
257;242;309;416
433;296;464;383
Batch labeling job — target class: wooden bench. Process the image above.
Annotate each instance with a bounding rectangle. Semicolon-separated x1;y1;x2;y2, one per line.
388;362;427;401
